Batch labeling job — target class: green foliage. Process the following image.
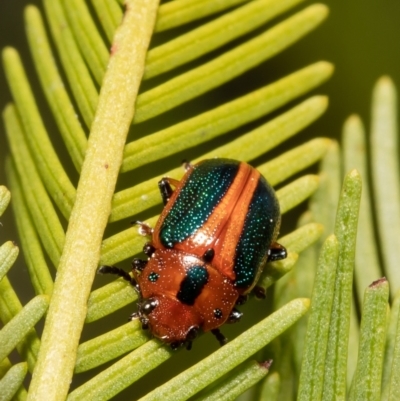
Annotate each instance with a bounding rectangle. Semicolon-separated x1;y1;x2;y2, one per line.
1;1;399;400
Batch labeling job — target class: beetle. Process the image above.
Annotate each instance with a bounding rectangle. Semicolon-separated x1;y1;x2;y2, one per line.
99;158;287;350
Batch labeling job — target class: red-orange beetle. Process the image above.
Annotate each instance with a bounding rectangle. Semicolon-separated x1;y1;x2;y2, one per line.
99;159;286;349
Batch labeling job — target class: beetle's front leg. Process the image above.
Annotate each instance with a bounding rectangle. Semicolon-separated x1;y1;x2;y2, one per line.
132;220;153;236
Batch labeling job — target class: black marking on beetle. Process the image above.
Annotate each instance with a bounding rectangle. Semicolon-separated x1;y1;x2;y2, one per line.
148;272;160;282
177;265;209;305
203;248;215;263
214;308;223;319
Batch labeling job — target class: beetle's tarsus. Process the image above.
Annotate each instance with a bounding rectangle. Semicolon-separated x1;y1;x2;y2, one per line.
268;242;287;262
132;220;153;236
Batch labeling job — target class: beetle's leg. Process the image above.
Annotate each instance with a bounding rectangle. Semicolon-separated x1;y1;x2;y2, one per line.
181;159;192;171
253;286;266;299
129;311;139;320
139;316;149;330
143;243;156;257
158;178;179;206
211;328;227;346
132;258;147;272
170;341;183;350
184;326;199;351
131;220;153;236
227;308;243;324
98;265;139;291
253;242;287;299
268;242;287;262
235;295;248;305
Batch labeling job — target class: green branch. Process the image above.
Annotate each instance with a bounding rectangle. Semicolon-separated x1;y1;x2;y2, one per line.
26;1;159;399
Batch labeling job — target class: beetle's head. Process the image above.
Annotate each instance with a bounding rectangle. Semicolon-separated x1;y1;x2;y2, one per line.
132;248;238;349
134;294;200;349
132;248;206;348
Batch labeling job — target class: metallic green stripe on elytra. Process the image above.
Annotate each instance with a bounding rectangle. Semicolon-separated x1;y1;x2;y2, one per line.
159;159;240;248
233;176;280;289
177;265;209;305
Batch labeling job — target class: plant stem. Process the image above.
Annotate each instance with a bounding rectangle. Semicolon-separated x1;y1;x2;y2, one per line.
26;1;159;399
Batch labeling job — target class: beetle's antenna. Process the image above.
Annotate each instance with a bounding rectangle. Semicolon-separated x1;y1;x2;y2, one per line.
98;265;139;291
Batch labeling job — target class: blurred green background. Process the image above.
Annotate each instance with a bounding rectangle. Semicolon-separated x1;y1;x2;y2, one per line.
0;1;399;398
2;0;400;192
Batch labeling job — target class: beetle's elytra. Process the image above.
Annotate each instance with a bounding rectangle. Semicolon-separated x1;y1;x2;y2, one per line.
99;158;287;350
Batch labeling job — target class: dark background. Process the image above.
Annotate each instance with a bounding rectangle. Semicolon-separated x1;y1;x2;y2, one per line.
1;0;400;399
2;0;400;168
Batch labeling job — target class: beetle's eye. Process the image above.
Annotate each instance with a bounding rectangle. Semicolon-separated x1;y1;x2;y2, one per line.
141;298;158;315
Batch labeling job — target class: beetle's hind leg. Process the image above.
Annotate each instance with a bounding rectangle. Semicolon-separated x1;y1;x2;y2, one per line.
252;242;288;298
267;242;287;262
